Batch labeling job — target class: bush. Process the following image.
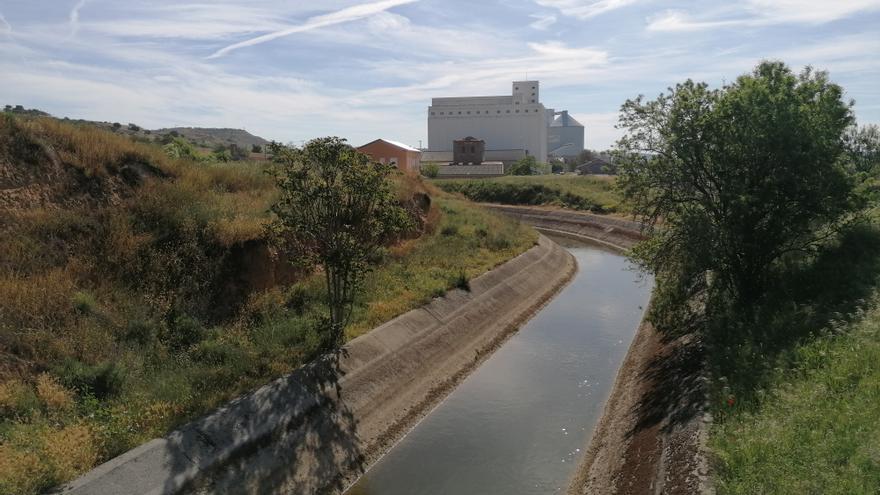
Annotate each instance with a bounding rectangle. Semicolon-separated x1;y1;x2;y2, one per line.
162;315;204;352
450;271;470;292
440;225;458;236
56;360;125;400
71;291;97;315
421;162;439;178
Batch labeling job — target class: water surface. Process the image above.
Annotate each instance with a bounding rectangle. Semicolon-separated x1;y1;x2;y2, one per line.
346;238;652;495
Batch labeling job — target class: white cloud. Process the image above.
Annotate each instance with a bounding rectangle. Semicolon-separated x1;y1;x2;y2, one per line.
0;12;11;36
648;0;880;32
530;13;557;29
81;4;289;39
68;0;87;37
207;0;419;59
535;0;640;20
357;41;612;104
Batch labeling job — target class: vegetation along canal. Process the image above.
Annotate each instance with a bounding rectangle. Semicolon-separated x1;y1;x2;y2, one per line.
345;236;653;494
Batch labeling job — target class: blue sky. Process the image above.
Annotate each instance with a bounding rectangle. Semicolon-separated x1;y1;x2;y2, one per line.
1;0;878;150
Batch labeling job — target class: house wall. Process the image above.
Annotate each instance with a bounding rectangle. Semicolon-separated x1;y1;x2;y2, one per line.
358;141;420;173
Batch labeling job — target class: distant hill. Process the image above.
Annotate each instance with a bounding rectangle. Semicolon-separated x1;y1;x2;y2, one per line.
3;104;272;154
155;127;271;151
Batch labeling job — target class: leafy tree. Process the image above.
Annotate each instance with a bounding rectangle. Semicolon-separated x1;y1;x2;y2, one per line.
844;124;880;174
552;162;564;173
268;137;412;348
616;61;858;316
252;144;263;153
163;137;203;161
212;149;232;162
845;124;880;203
420;162;440;178
508;155;536;175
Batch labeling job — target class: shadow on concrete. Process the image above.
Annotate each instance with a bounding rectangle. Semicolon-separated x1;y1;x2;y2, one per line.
165;349;365;495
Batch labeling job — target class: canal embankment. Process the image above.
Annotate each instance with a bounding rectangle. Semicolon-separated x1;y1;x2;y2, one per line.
486;204;711;495
60;235;576;495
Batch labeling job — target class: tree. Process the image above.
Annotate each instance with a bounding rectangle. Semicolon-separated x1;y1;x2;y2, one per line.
845;124;880;203
252;144;263;153
844;124;880;174
508;155;536;175
268;137;412;348
616;61;857;315
163;137;202;161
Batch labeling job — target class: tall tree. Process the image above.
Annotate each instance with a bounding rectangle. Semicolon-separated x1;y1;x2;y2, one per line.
268;137;412;348
616;61;858;315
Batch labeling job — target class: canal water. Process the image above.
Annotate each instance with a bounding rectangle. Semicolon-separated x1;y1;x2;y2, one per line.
345;237;653;495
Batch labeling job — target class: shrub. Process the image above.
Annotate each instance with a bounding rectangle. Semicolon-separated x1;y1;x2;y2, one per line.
35;373;74;413
122;319;158;346
450;271;470;292
163;315;204;352
0;379;40;420
440;225;458;236
421;162;440;178
56;359;125;400
71;291;97;315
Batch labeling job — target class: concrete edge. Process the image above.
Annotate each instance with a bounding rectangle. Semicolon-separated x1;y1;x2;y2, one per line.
59;234;576;495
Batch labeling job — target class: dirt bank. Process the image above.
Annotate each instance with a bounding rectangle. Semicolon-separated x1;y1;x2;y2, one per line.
488;205;710;495
60;235;576;495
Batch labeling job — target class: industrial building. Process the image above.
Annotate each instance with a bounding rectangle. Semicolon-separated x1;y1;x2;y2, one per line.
426;81;584;165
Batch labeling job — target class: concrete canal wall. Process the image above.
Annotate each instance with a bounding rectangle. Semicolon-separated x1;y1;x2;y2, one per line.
60;235;576;495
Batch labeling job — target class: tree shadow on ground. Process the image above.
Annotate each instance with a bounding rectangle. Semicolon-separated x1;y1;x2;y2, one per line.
628;221;880;437
162;348;366;495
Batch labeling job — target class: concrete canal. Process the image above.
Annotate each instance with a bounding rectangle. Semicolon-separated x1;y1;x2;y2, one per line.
345;237;653;495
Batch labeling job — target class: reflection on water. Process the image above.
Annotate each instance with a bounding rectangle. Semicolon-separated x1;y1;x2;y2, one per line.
345;238;653;495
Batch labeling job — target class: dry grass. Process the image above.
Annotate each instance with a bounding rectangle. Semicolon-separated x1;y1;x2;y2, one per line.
16;117;171;177
0;115;538;494
35;374;74;413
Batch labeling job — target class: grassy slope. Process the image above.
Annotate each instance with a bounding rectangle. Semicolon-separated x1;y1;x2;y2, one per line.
0;116;536;494
709;215;880;494
432;174;623;214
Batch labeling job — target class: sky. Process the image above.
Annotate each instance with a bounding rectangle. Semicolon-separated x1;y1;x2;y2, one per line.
1;0;878;150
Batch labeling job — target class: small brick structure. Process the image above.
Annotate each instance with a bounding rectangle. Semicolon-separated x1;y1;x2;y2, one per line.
453;136;485;165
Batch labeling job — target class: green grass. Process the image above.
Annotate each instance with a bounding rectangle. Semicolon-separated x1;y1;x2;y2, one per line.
0;115;537;494
433;174;623;214
711;297;880;494
709;217;880;494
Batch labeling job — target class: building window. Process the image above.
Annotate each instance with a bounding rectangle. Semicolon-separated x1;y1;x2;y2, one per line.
531;99;535;103
515;86;519;90
531;86;535;89
458;111;461;114
506;110;510;113
439;112;444;115
466;111;470;114
431;112;436;115
497;110;501;114
515;109;519;113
